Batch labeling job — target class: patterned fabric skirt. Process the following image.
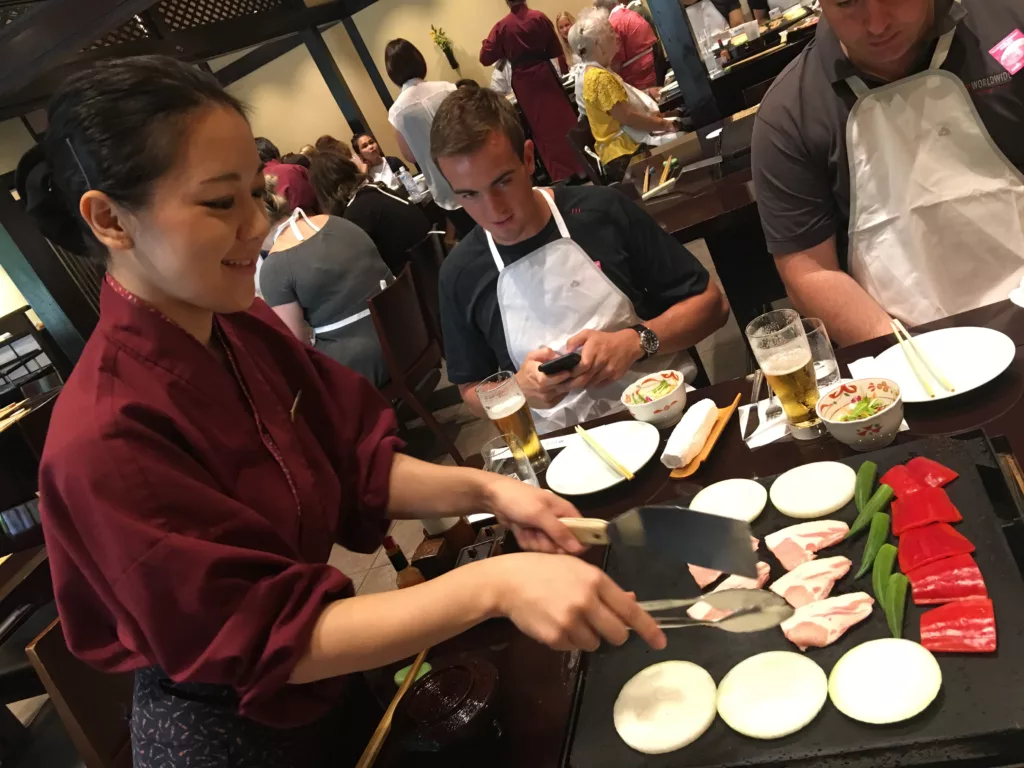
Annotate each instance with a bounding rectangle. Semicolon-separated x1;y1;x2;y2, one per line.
130;668;377;768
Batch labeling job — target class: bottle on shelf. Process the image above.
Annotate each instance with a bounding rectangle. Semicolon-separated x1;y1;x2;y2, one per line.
384;535;427;589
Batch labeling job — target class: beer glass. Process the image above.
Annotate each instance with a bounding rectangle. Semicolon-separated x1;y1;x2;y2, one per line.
476;371;550;472
745;310;825;440
804;318;841;392
481;435;540;487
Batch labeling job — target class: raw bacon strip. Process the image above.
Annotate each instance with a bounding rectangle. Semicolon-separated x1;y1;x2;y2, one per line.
898;523;975;573
891;487;963;536
687;562;772;622
770;556;852;608
880;465;925;498
920;598;997;653
781;592;875;651
765;520;849;571
908;554;988;605
687;537;760;588
905;457;959;489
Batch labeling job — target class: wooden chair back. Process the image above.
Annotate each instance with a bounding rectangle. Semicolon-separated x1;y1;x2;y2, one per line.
25;617;133;768
405;233;446;347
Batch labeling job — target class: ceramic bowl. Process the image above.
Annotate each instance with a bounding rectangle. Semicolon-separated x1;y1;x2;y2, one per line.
621;370;687;428
816;378;903;452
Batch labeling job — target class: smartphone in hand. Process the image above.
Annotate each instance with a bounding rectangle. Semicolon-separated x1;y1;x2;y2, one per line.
538;352;582;376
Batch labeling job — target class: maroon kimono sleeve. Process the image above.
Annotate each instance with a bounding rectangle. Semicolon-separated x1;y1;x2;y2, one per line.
480;21;502;66
39;424;354;727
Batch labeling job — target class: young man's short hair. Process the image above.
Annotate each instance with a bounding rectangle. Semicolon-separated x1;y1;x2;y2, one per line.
430;87;527;167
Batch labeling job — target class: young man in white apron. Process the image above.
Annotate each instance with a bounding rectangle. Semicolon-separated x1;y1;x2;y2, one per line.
430;87;729;434
752;0;1024;345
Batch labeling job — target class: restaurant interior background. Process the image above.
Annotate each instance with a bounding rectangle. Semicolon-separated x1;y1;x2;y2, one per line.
0;0;814;765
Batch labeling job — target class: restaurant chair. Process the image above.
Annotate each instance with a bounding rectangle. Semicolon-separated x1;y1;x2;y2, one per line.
405;232;447;349
742;78;774;109
26;617;133;768
568;120;605;186
370;266;465;466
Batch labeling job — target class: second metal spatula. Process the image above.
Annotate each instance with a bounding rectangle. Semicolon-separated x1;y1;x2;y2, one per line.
559;504;758;578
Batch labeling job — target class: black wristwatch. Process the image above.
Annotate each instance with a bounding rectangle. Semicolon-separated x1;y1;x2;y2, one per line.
632;324;659;361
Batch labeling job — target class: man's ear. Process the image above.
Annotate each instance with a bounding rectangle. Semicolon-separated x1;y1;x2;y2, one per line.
523;139;537;176
79;190;135;253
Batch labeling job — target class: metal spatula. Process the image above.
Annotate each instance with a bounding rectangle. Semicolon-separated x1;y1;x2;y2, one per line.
560;504;758;578
640;589;794;633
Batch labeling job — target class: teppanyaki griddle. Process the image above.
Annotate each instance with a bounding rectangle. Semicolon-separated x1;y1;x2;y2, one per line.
567;436;1024;768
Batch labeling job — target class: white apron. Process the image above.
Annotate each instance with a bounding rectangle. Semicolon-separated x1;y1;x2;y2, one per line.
846;6;1024;326
574;61;682;152
487;188;695;433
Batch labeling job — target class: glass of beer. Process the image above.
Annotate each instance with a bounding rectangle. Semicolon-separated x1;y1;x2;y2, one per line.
481;435;540;487
476;371;550;473
745;310;825;440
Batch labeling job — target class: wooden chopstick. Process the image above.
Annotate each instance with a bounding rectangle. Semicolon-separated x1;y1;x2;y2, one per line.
892;318;955;392
659;158;672;185
575;425;634;481
890;320;935;398
355;648;429;768
643;165;652;194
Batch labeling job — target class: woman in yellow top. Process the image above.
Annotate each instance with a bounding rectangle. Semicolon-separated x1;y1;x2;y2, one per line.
569;8;675;182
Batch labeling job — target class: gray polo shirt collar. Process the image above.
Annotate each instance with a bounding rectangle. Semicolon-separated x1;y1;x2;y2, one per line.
814;0;968;85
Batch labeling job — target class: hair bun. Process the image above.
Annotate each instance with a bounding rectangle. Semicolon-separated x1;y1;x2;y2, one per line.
15;144;89;255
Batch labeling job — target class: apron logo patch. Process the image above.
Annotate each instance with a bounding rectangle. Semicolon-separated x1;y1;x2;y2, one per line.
989;29;1024;75
570;279;581;288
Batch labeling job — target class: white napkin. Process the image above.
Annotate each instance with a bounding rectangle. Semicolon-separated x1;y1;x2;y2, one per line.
738;398;789;449
1010;276;1024;309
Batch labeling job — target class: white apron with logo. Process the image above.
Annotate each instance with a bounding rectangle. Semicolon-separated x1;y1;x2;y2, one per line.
846;6;1024;326
487;189;695;433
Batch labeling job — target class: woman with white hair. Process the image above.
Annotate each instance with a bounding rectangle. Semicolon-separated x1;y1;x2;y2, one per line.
569;8;676;182
592;0;658;89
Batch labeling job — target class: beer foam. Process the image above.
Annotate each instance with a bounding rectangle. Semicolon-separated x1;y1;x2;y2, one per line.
485;393;527;420
761;349;812;376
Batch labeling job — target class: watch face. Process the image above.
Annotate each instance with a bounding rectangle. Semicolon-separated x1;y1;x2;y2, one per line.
641;329;659;355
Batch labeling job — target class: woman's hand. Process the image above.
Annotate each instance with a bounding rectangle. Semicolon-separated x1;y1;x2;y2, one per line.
483;553;667;652
484;472;586;555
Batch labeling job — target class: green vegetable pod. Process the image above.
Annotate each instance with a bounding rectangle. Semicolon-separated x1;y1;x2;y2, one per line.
885;573;909;639
855;512;890;579
855;461;878;515
872;543;898;605
847;484;894;540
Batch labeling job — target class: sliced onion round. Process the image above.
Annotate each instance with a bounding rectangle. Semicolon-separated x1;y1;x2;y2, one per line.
770;462;857;519
691;478;768;523
828;638;942;724
613;660;717;754
717;651;827;739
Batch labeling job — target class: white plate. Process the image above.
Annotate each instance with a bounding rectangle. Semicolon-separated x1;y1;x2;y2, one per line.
873;326;1016;403
546;421;661;496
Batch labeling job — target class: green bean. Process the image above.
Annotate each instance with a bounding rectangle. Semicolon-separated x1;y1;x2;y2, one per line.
855;512;890;579
872;543;898;606
847;484;894;539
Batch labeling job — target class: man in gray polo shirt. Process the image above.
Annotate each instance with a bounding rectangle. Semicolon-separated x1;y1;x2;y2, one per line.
753;0;1024;344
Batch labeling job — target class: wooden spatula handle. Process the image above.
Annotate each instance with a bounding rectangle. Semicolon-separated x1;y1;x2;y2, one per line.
559;517;611;546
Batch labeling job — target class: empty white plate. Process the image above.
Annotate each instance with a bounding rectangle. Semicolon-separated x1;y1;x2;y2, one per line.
873;326;1016;403
546;421;661;496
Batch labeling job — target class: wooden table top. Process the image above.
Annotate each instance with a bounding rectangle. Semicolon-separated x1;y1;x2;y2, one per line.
378;299;1024;768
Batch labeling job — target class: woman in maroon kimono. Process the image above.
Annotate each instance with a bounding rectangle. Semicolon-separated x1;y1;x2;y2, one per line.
23;57;664;767
481;0;584;182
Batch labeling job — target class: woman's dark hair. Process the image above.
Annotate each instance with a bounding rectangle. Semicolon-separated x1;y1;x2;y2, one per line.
385;39;427;86
351;133;374;154
255;137;280;165
456;78;480;90
16;55;246;257
308;149;369;217
280;152;310;169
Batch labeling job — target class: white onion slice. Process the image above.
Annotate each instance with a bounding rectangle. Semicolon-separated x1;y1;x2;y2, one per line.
690;478;768;523
613;660;717;754
828;639;942;724
717;651;827;739
770;462;857;519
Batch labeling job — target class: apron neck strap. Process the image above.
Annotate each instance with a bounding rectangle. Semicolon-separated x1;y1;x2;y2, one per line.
350;184;410;207
275;207;320;243
486;188;569;273
844;9;960;99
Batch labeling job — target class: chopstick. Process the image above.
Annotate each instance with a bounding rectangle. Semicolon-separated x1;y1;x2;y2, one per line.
643;165;653;194
892;318;955;393
890;320;935;398
659;157;672;185
574;425;634;481
355;648;429;768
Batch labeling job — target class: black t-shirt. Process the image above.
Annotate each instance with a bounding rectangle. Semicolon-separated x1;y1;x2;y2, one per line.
344;184;431;276
752;0;1024;267
438;185;710;385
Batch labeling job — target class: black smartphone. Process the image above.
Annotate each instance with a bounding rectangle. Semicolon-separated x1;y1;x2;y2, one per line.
538;352;582;376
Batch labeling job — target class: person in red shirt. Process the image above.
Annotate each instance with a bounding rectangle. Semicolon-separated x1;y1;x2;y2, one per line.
481;0;584;182
256;136;319;213
594;0;659;91
24;57;665;766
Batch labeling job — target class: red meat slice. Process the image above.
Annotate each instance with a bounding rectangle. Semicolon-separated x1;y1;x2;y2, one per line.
920;598;996;653
891;486;963;536
880;465;925;498
907;553;988;605
898;523;975;573
905;457;960;489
